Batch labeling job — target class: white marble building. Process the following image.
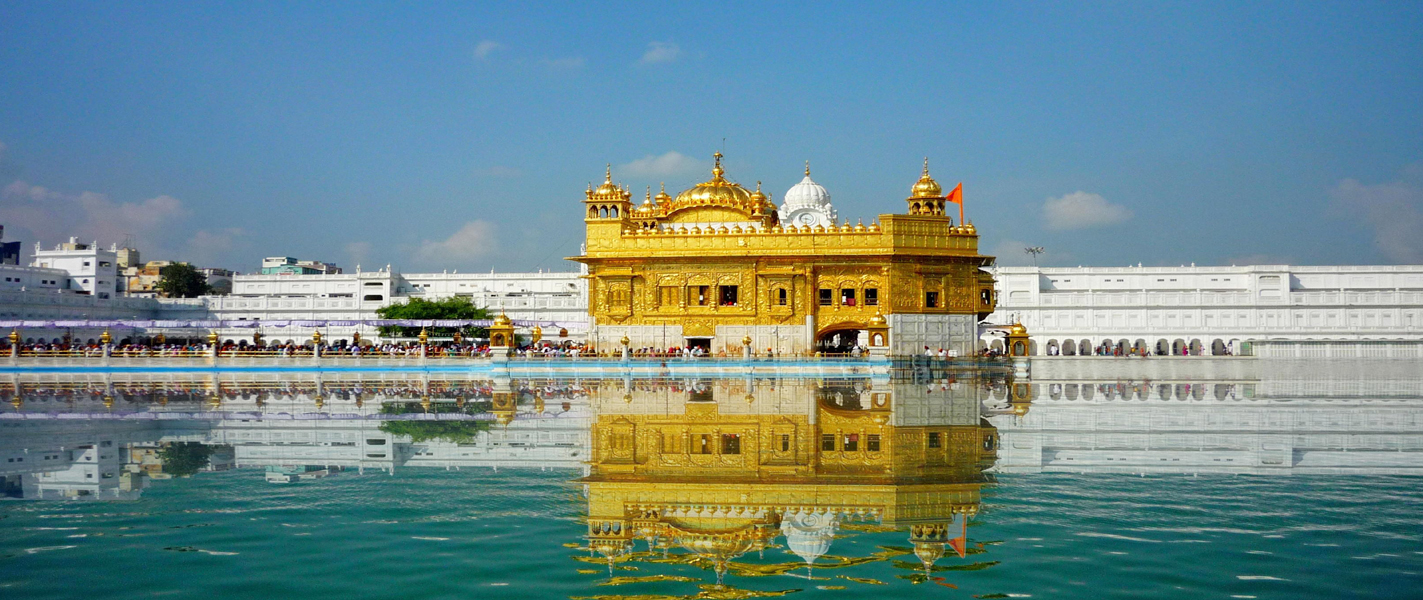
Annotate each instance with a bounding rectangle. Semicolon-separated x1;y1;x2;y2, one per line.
985;265;1423;356
208;267;587;343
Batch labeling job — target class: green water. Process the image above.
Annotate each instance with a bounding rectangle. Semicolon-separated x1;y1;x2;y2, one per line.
2;469;1419;599
1;368;1421;599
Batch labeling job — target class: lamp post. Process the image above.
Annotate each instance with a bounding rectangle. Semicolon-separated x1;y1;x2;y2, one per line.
1024;247;1045;267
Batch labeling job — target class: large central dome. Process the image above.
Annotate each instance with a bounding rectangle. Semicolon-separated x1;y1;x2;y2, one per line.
673;152;755;205
658;152;777;227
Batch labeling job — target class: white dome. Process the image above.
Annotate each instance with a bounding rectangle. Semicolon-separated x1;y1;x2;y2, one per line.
783;175;831;209
777;164;838;226
780;511;839;565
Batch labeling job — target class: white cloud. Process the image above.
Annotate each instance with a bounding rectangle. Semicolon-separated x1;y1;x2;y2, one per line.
542;57;585;69
1;180;189;247
1042;191;1133;230
345;241;373;266
639;41;681;65
618;151;706;179
417;220;499;264
473;40;503;60
183;228;246;267
1331;164;1423;263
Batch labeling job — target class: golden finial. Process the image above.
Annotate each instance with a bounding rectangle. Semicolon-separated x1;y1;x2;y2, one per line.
805;160;811;176
604;164;612;183
711;151;724;179
923;157;930;176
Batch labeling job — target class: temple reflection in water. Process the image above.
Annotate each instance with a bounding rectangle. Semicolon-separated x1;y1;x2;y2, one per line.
581;373;1000;581
3;365;1423;588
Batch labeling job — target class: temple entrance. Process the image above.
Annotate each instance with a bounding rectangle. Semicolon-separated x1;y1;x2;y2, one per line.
685;337;711;352
815;329;861;355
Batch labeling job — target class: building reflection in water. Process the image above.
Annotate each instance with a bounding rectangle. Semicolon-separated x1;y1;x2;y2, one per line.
3;365;1423;587
580;371;1001;583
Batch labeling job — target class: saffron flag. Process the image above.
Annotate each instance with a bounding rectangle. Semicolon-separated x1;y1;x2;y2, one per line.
945;183;964;224
947;513;969;558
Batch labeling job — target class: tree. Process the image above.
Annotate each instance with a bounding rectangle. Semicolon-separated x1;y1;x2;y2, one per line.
374;296;491;338
156;263;211;298
158;442;214;476
378;421;491;444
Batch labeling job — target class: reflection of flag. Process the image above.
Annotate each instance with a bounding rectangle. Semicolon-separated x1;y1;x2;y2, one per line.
945;183;964;224
947;513;969;558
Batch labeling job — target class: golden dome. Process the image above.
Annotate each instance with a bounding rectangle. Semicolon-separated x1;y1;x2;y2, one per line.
1010;322;1028;336
868;313;887;326
673;152;755;205
638;187;655;212
594;165;621;196
654;182;671;203
909;157;943;199
750;181;767;202
493;314;512;326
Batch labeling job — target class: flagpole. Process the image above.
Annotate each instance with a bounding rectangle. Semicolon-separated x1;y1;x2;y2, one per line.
959;183;965;224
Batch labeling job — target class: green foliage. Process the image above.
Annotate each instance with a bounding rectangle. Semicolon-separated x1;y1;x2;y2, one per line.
374;297;491;338
156;263;211;298
158;442;214;476
378;420;491;443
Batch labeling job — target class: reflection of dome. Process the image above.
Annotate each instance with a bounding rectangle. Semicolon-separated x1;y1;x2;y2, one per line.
909;158;943;199
780;511;839;566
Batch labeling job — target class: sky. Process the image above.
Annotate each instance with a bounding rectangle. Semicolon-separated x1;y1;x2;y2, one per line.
1;1;1421;273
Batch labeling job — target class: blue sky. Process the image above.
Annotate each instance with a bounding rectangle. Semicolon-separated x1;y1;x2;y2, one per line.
2;1;1421;272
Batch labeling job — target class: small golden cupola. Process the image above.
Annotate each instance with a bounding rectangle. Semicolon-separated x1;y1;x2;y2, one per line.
907;158;947;217
654;182;672;204
585;164;633;222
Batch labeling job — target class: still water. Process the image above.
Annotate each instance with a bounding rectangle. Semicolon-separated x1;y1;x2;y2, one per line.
1;365;1420;599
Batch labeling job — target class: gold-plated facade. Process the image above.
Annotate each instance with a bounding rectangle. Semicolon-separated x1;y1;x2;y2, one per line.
571;153;997;355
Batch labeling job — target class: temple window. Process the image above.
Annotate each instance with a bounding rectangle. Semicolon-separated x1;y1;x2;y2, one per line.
981;289;993;306
867;434;881;452
925;291;939;308
819;289;833;306
719;285;738;306
721;434;741;455
659;286;679;307
697;434;713;454
777;288;788;306
609;207;619;218
843;434;859;452
865;288;878;306
821;434;835;451
928;431;942;448
841;289;856;306
693;285;710;306
780;434;790;452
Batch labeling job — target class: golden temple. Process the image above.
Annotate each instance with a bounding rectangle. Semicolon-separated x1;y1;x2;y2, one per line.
571;153;997;356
